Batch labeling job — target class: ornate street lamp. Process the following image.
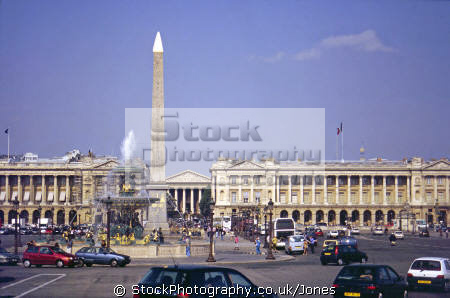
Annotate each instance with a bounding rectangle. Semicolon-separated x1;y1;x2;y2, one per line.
206;199;216;262
263;206;268;248
266;199;275;260
13;199;19;255
105;197;113;249
37;205;42;240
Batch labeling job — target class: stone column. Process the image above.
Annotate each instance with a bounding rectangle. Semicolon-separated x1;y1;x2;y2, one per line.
30;175;34;204
324;176;328;205
312;175;316;205
5;175;9;202
359;176;363;205
174;188;179;210
54;176;58;205
275;175;279;203
288;175;292;204
300;175;304;204
42;175;46;204
382;175;387;205
250;176;254;203
190;188;194;213
371;175;375;205
211;176;216;201
347;176;351;205
335;175;339;204
434;176;438;203
66;176;71;203
446;176;449;203
394;176;398;204
182;188;186;213
238;178;242;203
407;176;411;203
18;175;22;202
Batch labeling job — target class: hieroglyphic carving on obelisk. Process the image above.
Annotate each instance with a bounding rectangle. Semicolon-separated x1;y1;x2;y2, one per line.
150;32;166;183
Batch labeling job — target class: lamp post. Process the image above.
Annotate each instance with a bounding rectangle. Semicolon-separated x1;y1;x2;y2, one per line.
50;207;55;241
263;206;268;248
266;199;275;260
38;205;42;240
206;199;216;262
106;197;113;249
13;199;19;255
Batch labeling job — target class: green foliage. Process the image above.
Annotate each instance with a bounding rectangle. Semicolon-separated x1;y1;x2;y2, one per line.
199;186;212;217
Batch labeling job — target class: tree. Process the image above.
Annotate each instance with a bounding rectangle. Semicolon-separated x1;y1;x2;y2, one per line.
199;186;212;218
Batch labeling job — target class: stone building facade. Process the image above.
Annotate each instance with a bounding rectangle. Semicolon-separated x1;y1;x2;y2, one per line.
0;153;118;226
210;157;450;226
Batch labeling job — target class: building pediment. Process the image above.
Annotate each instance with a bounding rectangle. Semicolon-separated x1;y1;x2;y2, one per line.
229;160;264;170
92;160;120;169
423;160;450;171
166;170;211;183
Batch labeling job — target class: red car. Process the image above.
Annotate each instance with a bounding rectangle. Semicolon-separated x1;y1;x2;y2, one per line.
22;245;81;268
315;228;324;237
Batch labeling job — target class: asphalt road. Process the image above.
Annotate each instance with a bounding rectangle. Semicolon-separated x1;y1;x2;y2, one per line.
1;233;449;297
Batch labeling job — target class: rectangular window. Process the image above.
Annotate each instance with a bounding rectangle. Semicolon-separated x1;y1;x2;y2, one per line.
243;191;249;203
231;176;237;185
438;177;443;185
280;193;286;204
231;192;236;203
386;192;391;197
243;176;249;185
426;177;431;185
426;192;432;200
255;191;261;203
254;176;260;185
438;192;444;201
291;192;297;203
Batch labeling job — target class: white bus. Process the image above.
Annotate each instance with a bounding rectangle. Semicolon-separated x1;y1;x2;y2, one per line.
222;216;232;232
273;218;295;248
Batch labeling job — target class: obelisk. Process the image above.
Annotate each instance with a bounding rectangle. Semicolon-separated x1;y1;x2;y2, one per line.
150;32;166;182
147;31;169;230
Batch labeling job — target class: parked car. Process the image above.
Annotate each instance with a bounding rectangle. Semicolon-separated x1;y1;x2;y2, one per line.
22;245;80;268
285;235;305;255
394;230;404;240
75;247;131;267
407;257;450;292
373;227;384;236
350;227;360;235
135;265;278;298
419;229;430;237
332;264;408;297
0;247;20;265
327;230;339;239
338;230;346;237
320;244;368;266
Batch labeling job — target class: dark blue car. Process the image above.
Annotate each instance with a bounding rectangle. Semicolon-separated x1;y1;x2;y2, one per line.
75;247;131;267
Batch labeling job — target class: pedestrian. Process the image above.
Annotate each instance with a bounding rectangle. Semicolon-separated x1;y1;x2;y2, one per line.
446;229;448;238
255;237;261;255
440;228;443;237
159;227;164;244
185;236;191;257
303;238;308;256
310;237;315;254
221;229;224;241
66;238;73;254
101;239;106;248
234;235;239;250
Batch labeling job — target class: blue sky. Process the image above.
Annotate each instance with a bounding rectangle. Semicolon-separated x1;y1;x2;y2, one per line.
0;0;449;161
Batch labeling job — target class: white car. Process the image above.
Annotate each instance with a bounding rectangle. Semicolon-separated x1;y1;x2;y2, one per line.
284;235;305;255
350;227;360;235
327;230;339;238
373;227;384;235
407;257;450;292
394;230;404;240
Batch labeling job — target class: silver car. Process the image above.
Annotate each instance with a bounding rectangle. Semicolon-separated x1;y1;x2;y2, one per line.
285;235;305;255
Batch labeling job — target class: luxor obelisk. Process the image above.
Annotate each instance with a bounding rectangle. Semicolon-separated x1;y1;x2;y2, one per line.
147;32;169;230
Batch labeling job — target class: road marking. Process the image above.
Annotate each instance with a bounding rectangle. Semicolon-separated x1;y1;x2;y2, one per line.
15;274;66;298
0;274;43;290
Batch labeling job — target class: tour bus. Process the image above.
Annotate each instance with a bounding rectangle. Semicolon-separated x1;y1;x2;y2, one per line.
221;216;232;232
273;218;295;248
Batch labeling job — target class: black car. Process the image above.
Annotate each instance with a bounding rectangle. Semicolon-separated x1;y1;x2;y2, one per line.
320;244;368;266
0;247;20;265
135;265;278;298
75;247;130;267
332;264;408;297
419;229;430;237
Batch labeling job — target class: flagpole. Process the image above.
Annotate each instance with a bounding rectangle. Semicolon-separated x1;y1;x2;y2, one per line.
341;125;344;162
336;133;339;161
7;130;10;162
